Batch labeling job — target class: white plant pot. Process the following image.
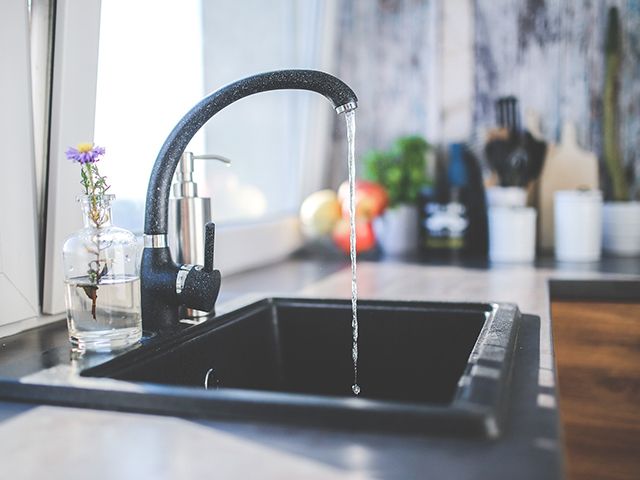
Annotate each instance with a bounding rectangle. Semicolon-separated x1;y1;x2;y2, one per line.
602;201;640;256
373;204;418;256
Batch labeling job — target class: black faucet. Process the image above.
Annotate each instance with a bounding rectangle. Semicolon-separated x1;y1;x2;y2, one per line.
141;69;358;332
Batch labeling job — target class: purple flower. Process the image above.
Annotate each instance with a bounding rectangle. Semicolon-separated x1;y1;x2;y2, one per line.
66;143;106;165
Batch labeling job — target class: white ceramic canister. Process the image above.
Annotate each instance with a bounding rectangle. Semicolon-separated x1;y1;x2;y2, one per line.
602;201;640;256
554;190;603;262
488;207;537;263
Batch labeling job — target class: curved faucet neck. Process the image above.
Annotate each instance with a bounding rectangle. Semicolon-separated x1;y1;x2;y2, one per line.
144;69;357;235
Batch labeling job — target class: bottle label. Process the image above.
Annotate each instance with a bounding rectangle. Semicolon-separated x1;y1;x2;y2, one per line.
423;202;469;250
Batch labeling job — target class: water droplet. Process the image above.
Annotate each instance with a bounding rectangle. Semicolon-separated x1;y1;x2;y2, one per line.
125;255;131;262
352;384;361;395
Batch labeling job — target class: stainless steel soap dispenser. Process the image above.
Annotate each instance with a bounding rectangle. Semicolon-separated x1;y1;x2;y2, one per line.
168;151;230;319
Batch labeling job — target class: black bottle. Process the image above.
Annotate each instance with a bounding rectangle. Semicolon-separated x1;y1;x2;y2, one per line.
419;143;488;260
456;144;489;258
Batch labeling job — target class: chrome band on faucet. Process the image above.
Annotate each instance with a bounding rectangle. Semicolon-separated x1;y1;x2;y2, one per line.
335;101;358;114
176;264;195;295
144;234;168;248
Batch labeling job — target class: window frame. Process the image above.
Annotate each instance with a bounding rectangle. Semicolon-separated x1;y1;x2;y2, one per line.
0;0;40;329
42;0;102;314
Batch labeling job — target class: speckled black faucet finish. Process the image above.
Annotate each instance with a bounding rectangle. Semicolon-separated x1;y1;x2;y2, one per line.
144;69;357;235
140;70;357;332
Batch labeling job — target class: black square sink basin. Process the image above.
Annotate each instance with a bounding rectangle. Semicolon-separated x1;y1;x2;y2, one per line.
82;298;521;437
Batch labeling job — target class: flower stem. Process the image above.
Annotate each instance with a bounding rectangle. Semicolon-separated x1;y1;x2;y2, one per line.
67;143;111;321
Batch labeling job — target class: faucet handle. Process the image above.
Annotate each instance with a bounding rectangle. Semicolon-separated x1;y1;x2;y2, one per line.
204;222;215;273
174;221;220;313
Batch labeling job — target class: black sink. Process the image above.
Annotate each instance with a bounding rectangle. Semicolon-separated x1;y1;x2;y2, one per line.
81;298;520;437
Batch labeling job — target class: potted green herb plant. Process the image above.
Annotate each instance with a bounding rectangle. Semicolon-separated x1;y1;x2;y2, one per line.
602;7;640;256
363;135;431;255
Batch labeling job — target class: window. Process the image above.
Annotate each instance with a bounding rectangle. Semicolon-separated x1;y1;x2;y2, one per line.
94;0;338;231
42;0;340;313
94;0;205;232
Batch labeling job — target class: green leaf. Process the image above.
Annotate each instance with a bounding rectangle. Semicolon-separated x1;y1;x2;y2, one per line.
361;135;431;205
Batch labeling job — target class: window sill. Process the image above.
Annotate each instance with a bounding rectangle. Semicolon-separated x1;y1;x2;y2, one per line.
214;215;303;276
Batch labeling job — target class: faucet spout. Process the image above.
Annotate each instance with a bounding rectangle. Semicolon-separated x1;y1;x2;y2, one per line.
141;69;357;332
145;70;357;235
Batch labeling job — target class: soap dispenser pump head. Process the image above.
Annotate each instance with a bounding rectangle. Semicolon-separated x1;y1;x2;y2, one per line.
174;152;197;197
173;152;232;198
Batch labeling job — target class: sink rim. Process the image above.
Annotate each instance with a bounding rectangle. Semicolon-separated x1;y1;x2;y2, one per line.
78;297;521;437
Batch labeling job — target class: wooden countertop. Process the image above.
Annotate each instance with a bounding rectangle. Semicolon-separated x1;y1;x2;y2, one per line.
552;301;640;480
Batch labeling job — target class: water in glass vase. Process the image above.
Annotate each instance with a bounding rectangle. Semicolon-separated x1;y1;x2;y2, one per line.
65;274;142;351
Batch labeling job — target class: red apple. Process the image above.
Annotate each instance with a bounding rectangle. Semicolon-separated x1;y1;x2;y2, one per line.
332;218;376;254
337;180;388;221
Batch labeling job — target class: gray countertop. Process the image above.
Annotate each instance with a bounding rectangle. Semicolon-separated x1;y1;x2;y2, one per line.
0;257;638;479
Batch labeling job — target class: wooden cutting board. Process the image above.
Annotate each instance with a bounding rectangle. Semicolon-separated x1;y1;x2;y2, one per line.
538;122;599;250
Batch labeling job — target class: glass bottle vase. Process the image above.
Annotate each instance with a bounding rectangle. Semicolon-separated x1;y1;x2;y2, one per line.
62;194;142;351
